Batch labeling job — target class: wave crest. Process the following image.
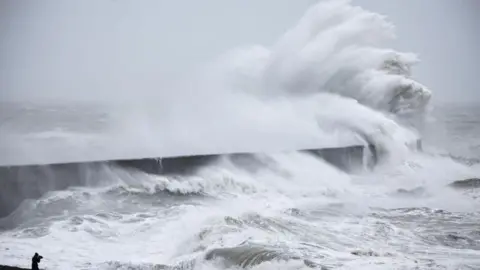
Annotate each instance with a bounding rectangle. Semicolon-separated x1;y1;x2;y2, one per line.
213;0;431;124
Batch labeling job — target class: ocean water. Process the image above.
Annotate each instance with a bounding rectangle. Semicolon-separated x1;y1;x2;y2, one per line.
1;1;480;269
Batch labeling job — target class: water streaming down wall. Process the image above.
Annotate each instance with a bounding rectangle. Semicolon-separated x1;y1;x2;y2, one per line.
0;0;435;225
0;144;376;218
4;1;480;269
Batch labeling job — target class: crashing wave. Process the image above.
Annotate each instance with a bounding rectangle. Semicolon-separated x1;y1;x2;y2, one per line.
213;0;431;133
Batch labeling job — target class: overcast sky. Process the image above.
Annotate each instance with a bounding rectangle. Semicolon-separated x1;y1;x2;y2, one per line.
1;0;478;104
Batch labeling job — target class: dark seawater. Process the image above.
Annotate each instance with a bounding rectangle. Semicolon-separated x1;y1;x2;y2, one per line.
0;102;479;270
0;0;478;268
425;102;480;165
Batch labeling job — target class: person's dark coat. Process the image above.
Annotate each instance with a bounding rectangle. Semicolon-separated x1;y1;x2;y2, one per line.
31;253;42;270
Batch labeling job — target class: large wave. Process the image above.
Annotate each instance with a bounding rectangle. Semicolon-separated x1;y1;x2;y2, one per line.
5;1;480;270
181;0;432;163
106;0;432;168
1;0;431;168
212;0;432;116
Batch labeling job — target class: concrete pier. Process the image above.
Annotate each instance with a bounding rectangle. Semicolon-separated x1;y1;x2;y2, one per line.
0;144;376;218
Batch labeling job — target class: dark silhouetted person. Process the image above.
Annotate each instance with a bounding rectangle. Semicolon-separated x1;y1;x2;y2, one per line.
31;253;43;270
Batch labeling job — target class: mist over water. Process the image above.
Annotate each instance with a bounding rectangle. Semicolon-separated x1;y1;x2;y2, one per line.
1;0;479;269
2;0;429;164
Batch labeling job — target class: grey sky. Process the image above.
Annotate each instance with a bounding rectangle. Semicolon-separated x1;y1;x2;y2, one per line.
1;0;478;103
